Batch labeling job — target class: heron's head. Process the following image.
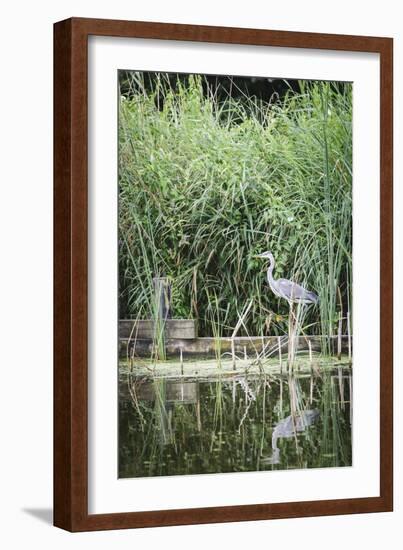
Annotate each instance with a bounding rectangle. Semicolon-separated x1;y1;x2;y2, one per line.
255;251;273;260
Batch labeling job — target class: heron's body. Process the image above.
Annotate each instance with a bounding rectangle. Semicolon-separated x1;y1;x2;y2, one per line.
257;251;319;305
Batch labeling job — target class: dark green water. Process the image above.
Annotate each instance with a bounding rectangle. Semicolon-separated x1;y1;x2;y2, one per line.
119;370;352;478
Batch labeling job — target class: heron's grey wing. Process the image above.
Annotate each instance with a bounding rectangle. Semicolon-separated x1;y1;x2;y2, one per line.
277;278;318;303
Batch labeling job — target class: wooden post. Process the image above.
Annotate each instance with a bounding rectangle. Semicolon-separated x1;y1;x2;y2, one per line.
153;277;171;320
153;277;171;360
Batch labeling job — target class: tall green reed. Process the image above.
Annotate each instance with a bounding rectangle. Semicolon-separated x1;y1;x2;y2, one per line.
118;73;352;347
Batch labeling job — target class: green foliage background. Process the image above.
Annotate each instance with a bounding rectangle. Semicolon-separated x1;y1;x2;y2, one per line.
118;73;352;339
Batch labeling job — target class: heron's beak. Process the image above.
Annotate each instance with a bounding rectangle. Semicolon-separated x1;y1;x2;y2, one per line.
254;254;266;259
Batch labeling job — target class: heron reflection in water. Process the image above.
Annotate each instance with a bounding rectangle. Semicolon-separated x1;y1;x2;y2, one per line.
263;408;320;465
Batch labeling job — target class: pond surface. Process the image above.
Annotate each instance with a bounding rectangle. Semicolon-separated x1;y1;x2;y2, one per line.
119;368;352;478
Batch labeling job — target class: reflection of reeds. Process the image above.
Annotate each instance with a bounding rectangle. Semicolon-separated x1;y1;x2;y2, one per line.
120;366;351;477
127;375;146;429
237;377;259;432
319;371;351;467
211;379;224;447
152;379;174;446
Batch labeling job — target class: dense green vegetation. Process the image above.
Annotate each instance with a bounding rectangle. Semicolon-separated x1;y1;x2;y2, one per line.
118;72;352;341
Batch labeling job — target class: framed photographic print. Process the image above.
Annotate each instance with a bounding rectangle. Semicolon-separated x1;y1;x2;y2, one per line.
54;17;393;531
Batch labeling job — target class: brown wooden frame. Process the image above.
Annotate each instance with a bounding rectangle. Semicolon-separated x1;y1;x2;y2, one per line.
54;17;393;532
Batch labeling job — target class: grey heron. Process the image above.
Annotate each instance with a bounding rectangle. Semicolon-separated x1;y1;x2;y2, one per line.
255;251;319;305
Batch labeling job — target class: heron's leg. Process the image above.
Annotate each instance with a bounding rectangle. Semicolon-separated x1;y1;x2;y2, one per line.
288;303;292;366
289;302;298;324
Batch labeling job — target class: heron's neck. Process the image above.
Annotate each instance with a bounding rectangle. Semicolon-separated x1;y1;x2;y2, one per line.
267;257;275;285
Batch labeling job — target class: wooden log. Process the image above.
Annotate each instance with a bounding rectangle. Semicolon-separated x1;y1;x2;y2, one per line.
119;319;197;339
120;335;351;359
